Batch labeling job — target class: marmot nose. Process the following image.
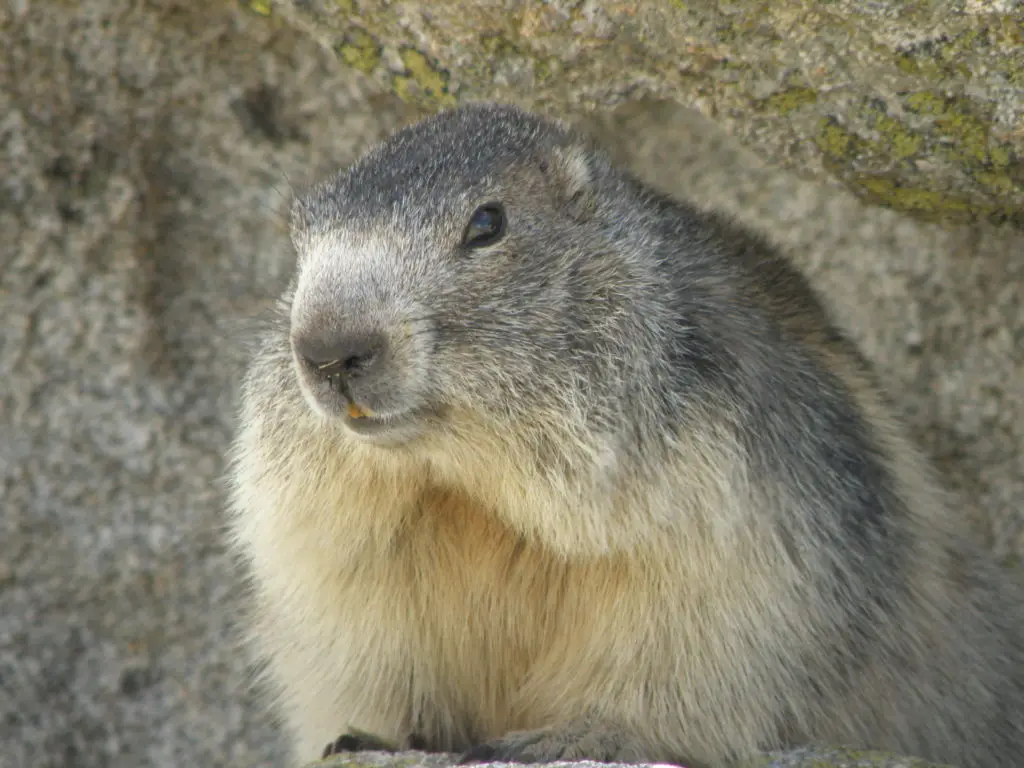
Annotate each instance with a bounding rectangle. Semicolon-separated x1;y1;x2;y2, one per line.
294;331;387;384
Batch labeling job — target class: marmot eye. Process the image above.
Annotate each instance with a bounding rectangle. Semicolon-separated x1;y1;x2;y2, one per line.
462;203;507;249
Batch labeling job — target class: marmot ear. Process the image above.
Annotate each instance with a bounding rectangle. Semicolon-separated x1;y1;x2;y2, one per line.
545;145;597;221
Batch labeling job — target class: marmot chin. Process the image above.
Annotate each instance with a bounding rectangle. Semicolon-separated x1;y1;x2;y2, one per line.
228;102;1023;768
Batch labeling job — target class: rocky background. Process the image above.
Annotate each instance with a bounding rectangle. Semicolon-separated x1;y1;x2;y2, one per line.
1;2;1021;768
274;0;1024;228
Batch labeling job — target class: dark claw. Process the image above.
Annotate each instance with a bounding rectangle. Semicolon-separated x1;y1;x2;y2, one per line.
322;731;399;758
407;733;429;751
322;734;362;759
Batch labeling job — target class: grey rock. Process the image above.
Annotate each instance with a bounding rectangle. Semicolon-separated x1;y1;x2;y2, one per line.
308;747;955;768
267;0;1024;228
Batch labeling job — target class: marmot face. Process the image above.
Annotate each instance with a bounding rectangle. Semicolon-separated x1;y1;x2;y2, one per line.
287;103;626;447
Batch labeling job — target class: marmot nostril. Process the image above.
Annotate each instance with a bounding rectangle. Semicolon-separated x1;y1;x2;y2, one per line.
294;332;387;382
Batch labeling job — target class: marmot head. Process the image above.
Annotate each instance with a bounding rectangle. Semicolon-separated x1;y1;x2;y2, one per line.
288;102;649;447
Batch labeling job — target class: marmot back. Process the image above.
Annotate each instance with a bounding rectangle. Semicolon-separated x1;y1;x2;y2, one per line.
227;102;1024;768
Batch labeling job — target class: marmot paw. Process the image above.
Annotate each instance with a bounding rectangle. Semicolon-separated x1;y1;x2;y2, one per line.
459;721;673;765
321;728;402;758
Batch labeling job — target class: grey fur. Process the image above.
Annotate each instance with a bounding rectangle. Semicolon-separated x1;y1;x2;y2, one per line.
227;102;1024;768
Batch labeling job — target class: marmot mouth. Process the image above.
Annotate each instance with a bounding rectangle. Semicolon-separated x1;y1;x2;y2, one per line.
340;397;387;433
340;403;434;443
345;400;374;420
342;413;392;434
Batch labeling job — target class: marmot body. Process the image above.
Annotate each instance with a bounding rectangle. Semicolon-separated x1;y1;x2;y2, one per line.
228;103;1024;767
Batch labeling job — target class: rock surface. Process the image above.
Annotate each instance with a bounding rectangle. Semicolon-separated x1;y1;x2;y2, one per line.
268;0;1024;228
309;748;954;768
1;2;1022;768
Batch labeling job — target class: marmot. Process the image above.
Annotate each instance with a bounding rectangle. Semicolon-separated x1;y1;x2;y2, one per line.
227;102;1024;768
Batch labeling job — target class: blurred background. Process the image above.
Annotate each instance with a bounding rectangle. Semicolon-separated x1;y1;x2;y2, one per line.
1;2;1022;767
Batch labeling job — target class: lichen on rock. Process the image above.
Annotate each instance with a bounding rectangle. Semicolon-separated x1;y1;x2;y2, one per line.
265;0;1023;229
